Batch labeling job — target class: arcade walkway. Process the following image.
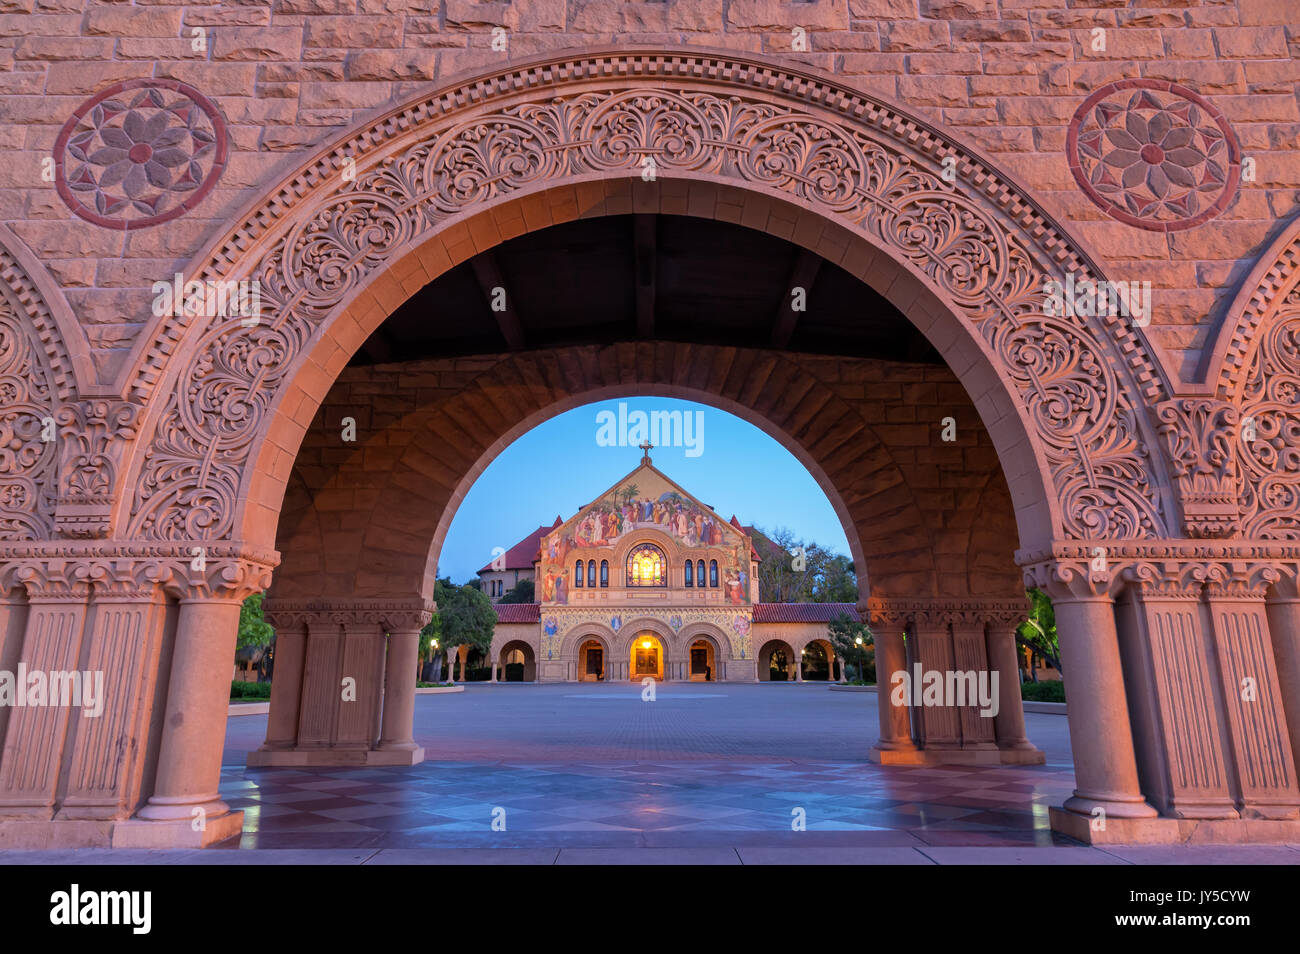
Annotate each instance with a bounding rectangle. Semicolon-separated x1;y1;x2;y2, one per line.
4;686;1297;863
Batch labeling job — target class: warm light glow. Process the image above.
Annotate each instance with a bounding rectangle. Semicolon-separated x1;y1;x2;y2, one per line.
642;640;652;649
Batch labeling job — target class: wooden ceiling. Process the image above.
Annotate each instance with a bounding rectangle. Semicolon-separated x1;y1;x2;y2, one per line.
351;214;944;366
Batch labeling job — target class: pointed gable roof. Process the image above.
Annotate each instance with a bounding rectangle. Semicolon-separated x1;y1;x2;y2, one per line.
478;516;562;573
545;457;749;552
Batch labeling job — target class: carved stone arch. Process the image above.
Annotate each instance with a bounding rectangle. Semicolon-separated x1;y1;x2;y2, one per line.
265;345;937;604
677;621;729;654
560;624;615;661
118;47;1175;550
0;224;95;541
1166;213;1300;541
614;616;678;657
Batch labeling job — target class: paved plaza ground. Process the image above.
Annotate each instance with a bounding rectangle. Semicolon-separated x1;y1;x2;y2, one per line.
5;684;1299;864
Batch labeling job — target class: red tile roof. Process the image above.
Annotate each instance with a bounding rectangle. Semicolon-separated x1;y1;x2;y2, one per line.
494;603;541;623
752;603;860;624
478;517;563;573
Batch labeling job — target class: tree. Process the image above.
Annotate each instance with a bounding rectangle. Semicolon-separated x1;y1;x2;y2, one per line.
237;592;276;682
428;577;496;680
827;612;874;683
1015;588;1061;680
498;578;535;604
751;526;857;604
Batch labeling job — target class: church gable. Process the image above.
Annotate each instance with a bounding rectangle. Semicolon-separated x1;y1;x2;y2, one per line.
545;462;743;556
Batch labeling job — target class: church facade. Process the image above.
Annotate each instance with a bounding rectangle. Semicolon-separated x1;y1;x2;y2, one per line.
480;451;856;684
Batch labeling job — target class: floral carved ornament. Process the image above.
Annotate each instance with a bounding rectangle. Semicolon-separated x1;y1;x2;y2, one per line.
124;56;1170;546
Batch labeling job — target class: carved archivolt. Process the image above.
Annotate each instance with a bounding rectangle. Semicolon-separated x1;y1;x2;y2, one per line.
1237;296;1300;539
124;51;1169;544
0;288;58;541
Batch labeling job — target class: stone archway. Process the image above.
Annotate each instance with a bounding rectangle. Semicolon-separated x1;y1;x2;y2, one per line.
116;48;1175;555
5;48;1300;849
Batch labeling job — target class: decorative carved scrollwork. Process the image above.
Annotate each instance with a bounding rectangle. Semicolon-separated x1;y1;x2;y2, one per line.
1155;398;1241;538
0;295;57;541
1237;303;1300;539
126;54;1169;545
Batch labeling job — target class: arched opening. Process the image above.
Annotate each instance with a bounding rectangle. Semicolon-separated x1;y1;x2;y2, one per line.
630;633;665;682
577;638;605;683
759;640;796;683
800;640;833;682
688;638;716;683
497;640;536;683
62;49;1236;852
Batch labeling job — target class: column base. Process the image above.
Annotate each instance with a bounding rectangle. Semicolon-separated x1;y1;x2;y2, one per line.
870;744;1045;766
247;746;424;767
1049;805;1300;845
112;810;245;848
0;811;244;849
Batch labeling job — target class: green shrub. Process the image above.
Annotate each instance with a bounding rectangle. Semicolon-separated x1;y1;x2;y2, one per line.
417;682;454;688
1020;680;1065;703
230;681;272;700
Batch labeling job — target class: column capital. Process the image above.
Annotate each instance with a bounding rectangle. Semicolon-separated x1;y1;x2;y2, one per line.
863;597;1027;629
262;597;435;633
1203;562;1281;600
0;540;281;603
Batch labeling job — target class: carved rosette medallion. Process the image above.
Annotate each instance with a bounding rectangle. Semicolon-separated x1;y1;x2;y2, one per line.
54;79;228;230
1067;79;1241;232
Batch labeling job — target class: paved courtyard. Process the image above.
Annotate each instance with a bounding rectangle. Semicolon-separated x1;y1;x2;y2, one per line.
6;685;1299;863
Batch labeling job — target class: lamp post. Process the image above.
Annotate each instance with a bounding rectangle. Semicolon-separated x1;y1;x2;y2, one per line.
855;635;864;683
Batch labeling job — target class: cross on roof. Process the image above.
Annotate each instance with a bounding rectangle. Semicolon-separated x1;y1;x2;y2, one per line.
639;440;653;464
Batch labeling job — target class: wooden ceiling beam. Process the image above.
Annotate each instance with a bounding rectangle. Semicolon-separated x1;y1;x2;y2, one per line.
470;251;526;351
634;213;657;338
770;248;822;349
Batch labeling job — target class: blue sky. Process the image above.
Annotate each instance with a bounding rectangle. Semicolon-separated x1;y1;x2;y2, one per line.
437;396;851;583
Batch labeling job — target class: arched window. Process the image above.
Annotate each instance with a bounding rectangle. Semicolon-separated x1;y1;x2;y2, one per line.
587;560;596;588
696;560;706;588
684;559;694;587
574;559;584;587
709;560;719;587
600;561;609;587
626;543;667;587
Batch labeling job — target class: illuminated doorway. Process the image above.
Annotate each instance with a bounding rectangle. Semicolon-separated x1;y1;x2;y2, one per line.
631;634;664;681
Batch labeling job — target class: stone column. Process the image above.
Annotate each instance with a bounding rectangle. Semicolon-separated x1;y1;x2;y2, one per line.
378;628;422;759
127;592;247;846
250;599;431;768
59;572;170;821
795;649;804;682
1119;565;1236;818
0;566;92;818
1050;588;1156;820
491;660;498;683
1203;565;1300;819
948;612;997;754
984;618;1037;756
866;603;919;761
1266;573;1300;783
257;606;307;752
909;613;961;751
